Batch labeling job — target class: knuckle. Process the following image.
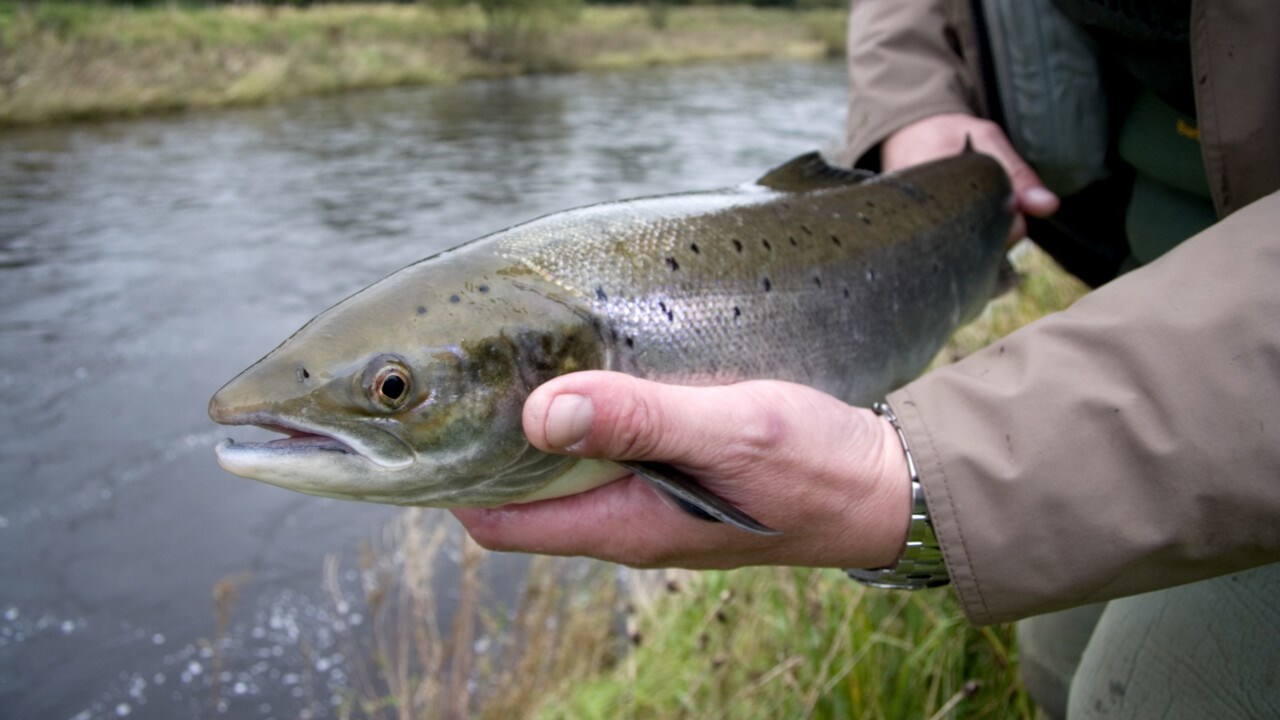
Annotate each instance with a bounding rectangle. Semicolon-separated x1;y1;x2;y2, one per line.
1007;161;1036;182
721;407;787;468
714;383;790;466
609;392;665;459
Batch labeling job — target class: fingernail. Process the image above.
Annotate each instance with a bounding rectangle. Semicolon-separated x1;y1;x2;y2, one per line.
545;394;594;449
1023;186;1058;210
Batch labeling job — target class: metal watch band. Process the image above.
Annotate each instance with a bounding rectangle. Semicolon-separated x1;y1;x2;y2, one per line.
846;401;950;590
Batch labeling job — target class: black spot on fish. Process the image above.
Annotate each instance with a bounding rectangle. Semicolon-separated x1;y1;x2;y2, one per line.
800;223;813;236
625;336;635;349
789;236;798;247
762;239;771;252
658;301;674;322
732;239;743;253
296;366;310;383
866;268;877;282
666;257;680;271
813;275;822;287
842;288;850;299
690;242;700;254
865;200;876;208
763;277;772;292
830;235;842;247
733;306;741;320
859;213;872;226
595;286;608;301
478;284;490;294
416;306;427;315
932;261;941;274
449;294;461;304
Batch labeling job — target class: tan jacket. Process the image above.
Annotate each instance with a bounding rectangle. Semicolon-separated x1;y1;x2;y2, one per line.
847;0;1280;624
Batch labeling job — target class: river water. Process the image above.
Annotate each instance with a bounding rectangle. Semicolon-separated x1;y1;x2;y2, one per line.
0;59;849;719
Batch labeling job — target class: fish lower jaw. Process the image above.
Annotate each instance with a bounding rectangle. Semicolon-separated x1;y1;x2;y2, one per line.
214;413;417;471
213;437;405;497
214;437;359;476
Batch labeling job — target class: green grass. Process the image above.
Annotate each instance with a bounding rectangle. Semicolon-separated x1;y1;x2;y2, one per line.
532;568;1032;719
0;3;847;126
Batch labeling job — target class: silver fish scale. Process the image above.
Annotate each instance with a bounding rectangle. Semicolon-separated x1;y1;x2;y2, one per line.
494;163;1008;405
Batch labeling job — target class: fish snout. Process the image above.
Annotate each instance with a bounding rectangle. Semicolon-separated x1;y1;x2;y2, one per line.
208;376;265;426
208;387;237;425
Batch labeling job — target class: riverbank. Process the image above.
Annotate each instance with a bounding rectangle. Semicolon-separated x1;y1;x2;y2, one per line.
0;3;846;126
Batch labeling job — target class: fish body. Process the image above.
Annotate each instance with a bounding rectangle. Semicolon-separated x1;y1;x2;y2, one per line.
209;152;1013;525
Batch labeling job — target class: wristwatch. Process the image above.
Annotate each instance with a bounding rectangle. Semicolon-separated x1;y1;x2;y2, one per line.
846;401;950;590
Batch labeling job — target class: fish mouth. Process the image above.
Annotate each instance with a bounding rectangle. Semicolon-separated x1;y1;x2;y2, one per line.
221;423;357;455
212;415;416;473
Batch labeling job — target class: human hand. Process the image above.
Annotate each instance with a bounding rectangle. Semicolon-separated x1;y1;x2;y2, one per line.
883;112;1059;243
451;372;912;570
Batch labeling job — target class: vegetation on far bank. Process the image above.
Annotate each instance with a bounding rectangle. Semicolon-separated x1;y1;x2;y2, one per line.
0;2;847;126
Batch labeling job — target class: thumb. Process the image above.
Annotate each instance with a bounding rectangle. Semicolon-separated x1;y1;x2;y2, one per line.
523;371;773;467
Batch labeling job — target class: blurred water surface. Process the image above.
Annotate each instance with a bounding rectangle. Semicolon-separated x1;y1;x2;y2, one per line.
0;59;847;719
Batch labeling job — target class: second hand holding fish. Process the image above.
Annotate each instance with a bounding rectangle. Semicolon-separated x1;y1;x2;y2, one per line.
451;372;912;571
884;114;1060;244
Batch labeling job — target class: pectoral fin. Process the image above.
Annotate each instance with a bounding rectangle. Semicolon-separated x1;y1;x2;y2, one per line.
618;461;779;536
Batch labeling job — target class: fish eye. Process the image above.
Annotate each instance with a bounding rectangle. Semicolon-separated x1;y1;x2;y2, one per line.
380;373;406;400
364;356;413;411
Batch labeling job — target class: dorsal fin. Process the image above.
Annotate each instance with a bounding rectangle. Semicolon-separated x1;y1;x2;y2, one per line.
755;152;876;192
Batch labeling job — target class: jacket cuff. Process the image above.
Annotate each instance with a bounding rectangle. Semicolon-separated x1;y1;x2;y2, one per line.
887;385;997;624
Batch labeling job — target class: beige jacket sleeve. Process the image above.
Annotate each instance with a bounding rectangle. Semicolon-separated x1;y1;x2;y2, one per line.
845;0;982;165
889;189;1280;625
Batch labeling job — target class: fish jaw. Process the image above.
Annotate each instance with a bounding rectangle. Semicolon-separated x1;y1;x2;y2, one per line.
214;435;382;498
209;404;423;499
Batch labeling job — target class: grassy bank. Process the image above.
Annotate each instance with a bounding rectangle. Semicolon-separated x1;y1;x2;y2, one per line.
310;247;1086;719
0;2;846;126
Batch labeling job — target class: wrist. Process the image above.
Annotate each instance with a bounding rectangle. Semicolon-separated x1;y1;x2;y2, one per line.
848;401;949;590
868;412;914;567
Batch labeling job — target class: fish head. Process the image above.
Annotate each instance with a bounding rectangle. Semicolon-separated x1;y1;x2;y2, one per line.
209;253;603;506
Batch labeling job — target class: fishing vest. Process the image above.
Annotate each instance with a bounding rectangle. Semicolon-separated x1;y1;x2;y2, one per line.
980;0;1215;276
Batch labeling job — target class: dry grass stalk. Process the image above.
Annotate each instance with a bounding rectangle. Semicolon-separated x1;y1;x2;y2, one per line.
316;510;622;718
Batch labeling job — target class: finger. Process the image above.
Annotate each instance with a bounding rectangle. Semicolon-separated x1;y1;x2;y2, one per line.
1019;185;1060;218
969;130;1060;219
450;476;761;568
523;371;782;468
